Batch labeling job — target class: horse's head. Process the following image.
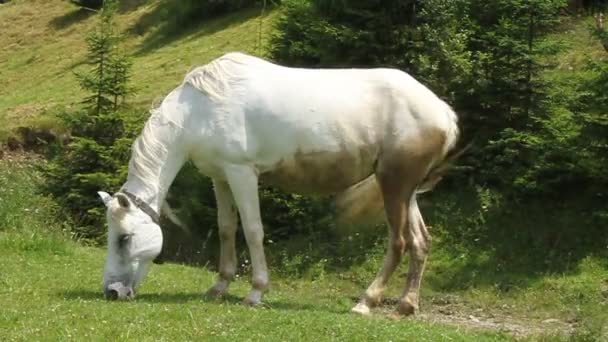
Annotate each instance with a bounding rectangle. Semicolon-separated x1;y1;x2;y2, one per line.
97;191;163;300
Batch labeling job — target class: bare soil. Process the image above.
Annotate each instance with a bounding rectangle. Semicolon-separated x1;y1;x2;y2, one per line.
377;295;576;339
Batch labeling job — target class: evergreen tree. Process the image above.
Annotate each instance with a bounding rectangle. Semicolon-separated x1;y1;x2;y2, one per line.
43;0;137;242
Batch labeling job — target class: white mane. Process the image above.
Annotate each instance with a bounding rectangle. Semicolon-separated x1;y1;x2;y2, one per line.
183;52;269;101
127;108;171;194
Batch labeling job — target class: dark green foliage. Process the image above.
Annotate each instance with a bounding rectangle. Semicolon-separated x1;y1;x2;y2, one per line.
271;0;472;86
271;0;413;68
42;0;138;241
271;0;570;191
158;169;337;265
460;1;567;189
271;0;608;260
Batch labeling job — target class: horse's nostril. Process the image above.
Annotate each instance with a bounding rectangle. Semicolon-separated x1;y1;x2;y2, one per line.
105;288;119;300
106;282;135;300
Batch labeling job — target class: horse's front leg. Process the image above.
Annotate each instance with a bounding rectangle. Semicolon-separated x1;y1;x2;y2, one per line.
224;164;269;305
206;179;238;298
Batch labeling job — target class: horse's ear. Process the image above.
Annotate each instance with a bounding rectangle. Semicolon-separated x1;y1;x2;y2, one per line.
98;191;112;207
115;193;131;209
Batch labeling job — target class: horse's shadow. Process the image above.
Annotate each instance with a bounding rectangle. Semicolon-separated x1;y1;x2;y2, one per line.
61;290;346;314
62;289;208;303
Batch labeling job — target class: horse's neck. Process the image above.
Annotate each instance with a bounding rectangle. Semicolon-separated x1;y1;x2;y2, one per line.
121;114;188;213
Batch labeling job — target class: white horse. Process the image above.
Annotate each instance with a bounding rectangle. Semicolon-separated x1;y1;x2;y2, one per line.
97;52;459;315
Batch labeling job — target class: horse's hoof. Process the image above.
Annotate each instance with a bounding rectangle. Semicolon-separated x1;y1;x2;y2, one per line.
351;302;371;315
242;297;263;306
204;286;226;300
243;289;263;306
397;300;418;316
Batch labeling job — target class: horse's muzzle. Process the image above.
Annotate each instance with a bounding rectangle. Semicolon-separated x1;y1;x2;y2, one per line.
104;282;134;301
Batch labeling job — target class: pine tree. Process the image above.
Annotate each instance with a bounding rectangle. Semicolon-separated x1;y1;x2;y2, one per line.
75;0;131;114
43;0;137;242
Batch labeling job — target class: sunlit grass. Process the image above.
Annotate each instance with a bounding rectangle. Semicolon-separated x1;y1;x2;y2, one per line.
0;159;509;340
2;159;607;340
0;0;276;139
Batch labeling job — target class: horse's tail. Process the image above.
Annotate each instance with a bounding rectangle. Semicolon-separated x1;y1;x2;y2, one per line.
335;106;462;225
334;174;384;225
416;106;462;193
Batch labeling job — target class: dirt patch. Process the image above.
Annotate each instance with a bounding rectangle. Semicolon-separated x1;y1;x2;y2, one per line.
375;295;576;338
1;126;68;155
0;150;45;164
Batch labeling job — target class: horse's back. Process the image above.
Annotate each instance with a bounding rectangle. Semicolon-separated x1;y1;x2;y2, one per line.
185;53;455;193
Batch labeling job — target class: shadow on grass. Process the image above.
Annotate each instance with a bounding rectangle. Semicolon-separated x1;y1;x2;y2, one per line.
118;0;148;13
421;187;608;293
61;289;345;313
62;289;103;301
131;7;261;55
62;289;204;303
137;292;205;303
264;301;345;314
136;177;608;298
49;8;95;30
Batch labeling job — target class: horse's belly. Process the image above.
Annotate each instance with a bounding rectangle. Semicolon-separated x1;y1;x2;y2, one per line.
258;147;377;195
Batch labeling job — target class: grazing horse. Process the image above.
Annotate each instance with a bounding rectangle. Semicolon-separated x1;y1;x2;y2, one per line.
97;52;459;315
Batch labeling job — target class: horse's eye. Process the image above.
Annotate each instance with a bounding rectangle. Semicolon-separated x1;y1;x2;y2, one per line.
118;234;132;249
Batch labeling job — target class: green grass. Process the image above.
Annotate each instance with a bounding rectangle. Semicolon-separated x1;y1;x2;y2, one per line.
0;242;507;341
1;159;607;340
0;160;509;341
0;0;276;140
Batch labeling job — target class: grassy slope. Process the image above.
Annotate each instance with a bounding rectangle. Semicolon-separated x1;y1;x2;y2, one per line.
0;159;510;341
0;0;275;139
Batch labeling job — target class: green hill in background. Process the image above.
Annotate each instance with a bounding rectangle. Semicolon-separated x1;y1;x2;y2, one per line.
0;0;275;140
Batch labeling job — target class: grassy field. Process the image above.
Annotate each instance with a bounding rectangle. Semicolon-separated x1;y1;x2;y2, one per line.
1;158;606;341
0;0;276;140
0;157;510;341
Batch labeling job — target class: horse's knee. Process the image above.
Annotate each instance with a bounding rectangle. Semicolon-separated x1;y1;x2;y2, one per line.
252;273;269;291
407;234;429;262
391;236;406;256
219;224;236;242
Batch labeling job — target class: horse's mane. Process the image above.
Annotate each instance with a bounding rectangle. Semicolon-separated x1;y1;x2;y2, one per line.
128;53;268;192
127;108;170;193
183;52;268;101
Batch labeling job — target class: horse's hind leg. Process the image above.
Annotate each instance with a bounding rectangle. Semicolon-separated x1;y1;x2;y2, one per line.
206;179;238;298
398;196;431;315
352;158;422;315
351;177;407;314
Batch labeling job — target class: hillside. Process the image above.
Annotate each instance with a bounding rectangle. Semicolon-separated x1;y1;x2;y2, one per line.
0;0;276;140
